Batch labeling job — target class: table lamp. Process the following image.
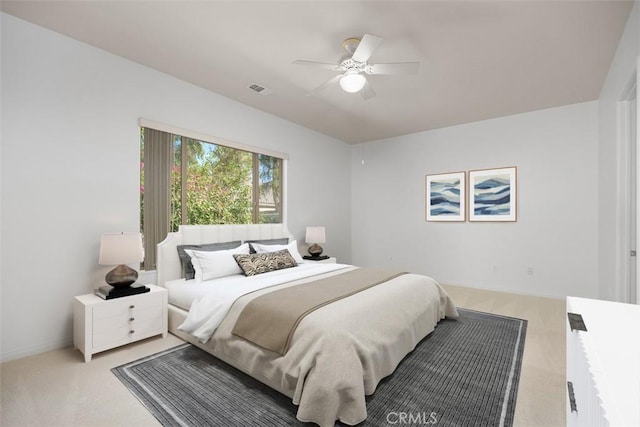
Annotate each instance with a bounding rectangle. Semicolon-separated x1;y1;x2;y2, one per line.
305;226;326;257
99;232;144;288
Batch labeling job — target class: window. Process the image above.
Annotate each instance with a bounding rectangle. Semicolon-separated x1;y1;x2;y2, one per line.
140;126;284;269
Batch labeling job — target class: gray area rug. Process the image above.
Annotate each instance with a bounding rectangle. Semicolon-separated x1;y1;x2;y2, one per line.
113;309;526;426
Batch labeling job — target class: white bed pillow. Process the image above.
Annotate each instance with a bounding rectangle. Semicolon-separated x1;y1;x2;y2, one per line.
185;243;250;282
250;240;304;264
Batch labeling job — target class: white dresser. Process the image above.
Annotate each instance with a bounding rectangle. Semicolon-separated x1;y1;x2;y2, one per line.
566;297;640;427
73;284;168;362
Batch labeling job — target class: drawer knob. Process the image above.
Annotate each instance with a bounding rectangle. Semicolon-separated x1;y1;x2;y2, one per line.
129;317;135;322
129;330;135;334
129;305;135;309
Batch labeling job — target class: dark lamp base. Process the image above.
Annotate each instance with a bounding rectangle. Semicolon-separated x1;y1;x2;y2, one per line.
308;243;324;257
105;264;138;288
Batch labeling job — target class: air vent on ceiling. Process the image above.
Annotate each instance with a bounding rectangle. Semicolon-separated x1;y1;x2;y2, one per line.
247;83;273;96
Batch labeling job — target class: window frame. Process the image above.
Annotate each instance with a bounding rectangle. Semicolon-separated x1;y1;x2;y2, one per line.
139;119;287;269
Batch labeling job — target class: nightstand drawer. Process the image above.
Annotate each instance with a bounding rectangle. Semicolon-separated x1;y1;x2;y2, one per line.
93;305;161;334
93;306;164;349
93;292;163;320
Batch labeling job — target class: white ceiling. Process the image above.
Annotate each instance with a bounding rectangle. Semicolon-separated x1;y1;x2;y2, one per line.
1;1;633;143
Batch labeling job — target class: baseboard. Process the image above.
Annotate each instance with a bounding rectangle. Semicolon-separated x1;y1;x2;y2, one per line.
0;336;72;363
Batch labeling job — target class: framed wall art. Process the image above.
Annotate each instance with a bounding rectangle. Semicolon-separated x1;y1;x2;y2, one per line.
425;171;466;222
468;166;517;222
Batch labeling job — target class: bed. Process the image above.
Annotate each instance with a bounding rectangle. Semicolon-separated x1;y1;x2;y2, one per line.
156;224;458;427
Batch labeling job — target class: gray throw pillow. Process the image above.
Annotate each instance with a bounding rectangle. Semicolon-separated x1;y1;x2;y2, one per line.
245;238;289;253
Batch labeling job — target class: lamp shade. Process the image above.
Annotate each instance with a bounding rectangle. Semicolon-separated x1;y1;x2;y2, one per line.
339;72;366;93
98;232;144;265
305;226;326;244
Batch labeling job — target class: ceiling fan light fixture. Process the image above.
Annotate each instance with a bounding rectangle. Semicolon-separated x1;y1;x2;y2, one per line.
339;72;366;93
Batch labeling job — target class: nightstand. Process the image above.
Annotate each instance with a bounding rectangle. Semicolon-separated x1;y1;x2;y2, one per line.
301;257;337;264
73;284;168;362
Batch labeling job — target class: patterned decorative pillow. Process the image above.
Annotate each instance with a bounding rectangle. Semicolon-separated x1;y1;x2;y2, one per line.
250;240;305;263
233;249;297;276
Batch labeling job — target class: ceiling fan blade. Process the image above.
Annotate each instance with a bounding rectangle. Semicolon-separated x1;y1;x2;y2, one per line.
352;34;383;63
366;62;420;75
307;75;342;96
293;60;340;71
360;81;376;100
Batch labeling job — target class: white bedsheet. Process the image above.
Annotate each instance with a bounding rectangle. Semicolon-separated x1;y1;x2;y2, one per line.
174;263;350;342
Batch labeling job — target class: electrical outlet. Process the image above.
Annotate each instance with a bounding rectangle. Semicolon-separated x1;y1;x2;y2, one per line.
527;267;534;276
492;265;497;272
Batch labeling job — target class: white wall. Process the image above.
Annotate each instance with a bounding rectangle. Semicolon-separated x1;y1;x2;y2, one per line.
351;102;599;300
0;14;351;361
598;2;639;303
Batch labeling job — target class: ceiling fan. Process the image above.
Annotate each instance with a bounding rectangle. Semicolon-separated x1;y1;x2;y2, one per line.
293;34;419;100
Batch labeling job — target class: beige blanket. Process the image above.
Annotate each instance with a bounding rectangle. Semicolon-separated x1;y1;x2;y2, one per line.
232;268;406;355
207;267;458;427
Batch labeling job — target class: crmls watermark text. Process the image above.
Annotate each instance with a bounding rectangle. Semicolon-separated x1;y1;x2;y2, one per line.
386;411;438;425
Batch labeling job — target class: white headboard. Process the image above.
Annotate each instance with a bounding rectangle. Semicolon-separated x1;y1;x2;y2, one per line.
156;223;294;287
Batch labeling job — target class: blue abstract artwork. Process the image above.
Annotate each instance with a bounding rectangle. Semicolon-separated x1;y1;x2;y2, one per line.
473;174;510;215
469;167;517;222
430;178;461;216
426;172;466;221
